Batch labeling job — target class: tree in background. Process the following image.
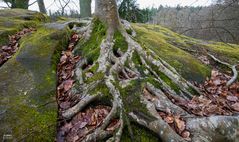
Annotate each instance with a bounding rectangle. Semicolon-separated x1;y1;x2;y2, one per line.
118;0;140;22
152;2;239;44
118;0;157;23
80;0;91;18
37;0;46;14
1;0;30;9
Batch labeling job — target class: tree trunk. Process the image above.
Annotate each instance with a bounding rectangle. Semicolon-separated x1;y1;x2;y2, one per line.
57;0;239;141
95;0;120;33
37;0;47;14
11;0;29;9
80;0;91;18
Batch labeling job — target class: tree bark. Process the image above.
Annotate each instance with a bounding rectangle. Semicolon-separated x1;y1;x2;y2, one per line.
95;0;121;32
37;0;47;14
80;0;91;18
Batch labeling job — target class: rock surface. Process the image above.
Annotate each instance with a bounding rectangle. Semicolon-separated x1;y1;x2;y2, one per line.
0;9;70;141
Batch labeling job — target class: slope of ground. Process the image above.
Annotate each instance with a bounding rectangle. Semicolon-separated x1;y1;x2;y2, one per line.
132;23;239;83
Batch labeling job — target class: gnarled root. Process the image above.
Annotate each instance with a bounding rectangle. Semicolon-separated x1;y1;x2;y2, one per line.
58;19;239;142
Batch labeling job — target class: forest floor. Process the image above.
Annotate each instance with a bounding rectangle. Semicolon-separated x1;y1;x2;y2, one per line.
56;31;239;141
0;9;238;142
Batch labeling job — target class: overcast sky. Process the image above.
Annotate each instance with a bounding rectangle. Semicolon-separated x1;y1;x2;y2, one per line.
0;0;213;12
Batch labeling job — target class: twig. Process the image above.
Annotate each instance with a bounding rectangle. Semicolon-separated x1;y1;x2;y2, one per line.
207;53;238;86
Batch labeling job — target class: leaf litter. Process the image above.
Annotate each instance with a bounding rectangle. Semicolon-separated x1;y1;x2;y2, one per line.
144;68;239;141
0;28;36;66
56;34;238;141
57;33;117;142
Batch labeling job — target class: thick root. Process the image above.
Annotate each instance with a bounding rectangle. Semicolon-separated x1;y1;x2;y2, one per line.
62;93;101;119
186;115;239;142
57;19;239;142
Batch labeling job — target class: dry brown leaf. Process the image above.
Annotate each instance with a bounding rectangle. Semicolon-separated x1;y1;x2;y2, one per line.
63;80;74;92
106;120;121;131
232;103;239;111
175;117;186;132
164;116;174;124
226;96;238;102
182;130;190;138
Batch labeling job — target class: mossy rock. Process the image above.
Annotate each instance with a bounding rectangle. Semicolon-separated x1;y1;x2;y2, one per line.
0;9;48;46
132;24;239;83
0;24;71;141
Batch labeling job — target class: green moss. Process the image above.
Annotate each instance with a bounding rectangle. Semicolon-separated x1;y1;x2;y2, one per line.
0;9;48;46
89;63;99;73
0;9;48;22
113;30;128;53
75;18;107;62
121;123;161;142
0;19;71;140
146;61;180;93
115;79;155;120
84;72;104;84
126;29;133;35
132;23;239;82
132;23;211;83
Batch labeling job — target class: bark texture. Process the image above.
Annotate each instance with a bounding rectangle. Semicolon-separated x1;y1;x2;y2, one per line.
37;0;47;14
80;0;91;18
95;0;120;33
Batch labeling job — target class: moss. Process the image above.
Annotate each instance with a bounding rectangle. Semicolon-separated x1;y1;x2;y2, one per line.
89;63;99;73
146;61;180;93
115;79;155;120
131;51;149;77
6;95;57;141
0;20;71;140
0;9;48;22
126;28;133;35
133;23;239;81
121;123;161;142
0;9;48;46
84;72;104;84
75;18;107;62
204;43;239;64
132;23;211;83
113;30;128;53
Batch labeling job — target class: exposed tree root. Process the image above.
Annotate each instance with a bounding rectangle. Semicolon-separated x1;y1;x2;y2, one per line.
57;19;239;142
171;43;238;87
208;53;238;86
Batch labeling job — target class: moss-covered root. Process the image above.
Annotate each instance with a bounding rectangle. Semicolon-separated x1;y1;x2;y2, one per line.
60;19;238;142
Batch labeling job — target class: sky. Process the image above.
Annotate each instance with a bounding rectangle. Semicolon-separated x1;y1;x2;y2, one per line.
0;0;213;12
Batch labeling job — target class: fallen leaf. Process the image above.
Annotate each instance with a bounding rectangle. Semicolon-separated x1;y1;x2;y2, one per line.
175;117;186;132
164;116;174;124
106;120;121;131
76;121;88;129
226;96;238;102
63;80;74;92
181;130;190;138
232;103;239;111
60;102;71;109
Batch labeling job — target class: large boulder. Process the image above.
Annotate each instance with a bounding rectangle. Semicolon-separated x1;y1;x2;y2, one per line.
0;9;48;46
0;9;71;141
